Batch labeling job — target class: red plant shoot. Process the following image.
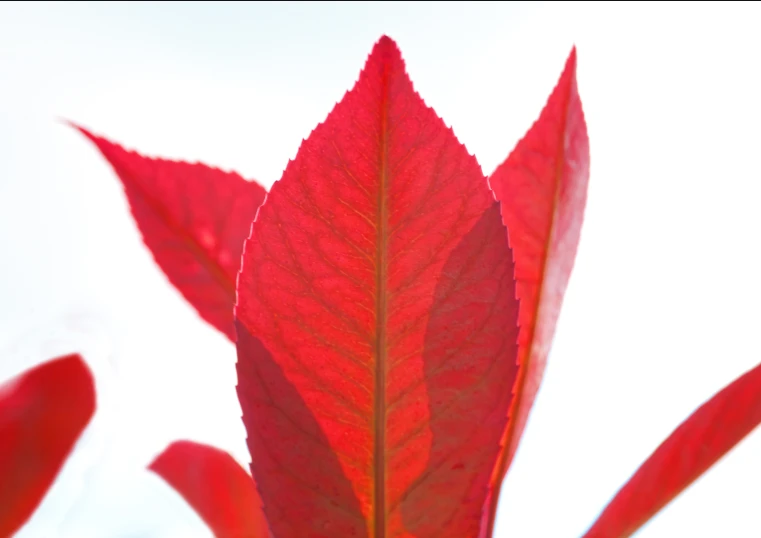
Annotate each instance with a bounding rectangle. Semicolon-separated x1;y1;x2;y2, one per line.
73;35;761;538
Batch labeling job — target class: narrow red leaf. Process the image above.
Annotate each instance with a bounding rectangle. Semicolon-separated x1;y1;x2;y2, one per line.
483;47;590;533
150;440;270;538
0;353;95;537
72;125;267;341
235;36;519;538
583;360;761;537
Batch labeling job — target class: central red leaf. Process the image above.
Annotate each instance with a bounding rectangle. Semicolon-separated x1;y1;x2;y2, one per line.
235;36;519;538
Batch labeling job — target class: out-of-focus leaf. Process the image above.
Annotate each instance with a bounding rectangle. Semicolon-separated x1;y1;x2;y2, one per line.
583;360;761;538
73;125;266;341
0;353;95;536
150;440;270;538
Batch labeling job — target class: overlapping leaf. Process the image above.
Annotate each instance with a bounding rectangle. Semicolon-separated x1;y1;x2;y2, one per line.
235;36;520;538
150;440;270;538
65;32;761;538
483;48;590;534
0;354;95;536
583;360;761;538
74;125;266;341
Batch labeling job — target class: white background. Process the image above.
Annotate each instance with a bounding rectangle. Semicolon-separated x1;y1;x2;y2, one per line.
1;2;760;536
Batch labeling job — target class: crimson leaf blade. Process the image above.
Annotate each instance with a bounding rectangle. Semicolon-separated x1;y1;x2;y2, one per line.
150;440;270;538
484;47;590;534
583;360;761;538
0;354;95;537
235;36;519;538
73;125;266;341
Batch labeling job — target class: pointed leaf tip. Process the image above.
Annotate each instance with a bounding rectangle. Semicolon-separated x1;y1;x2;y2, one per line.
376;35;399;49
368;34;403;66
67;122;106;148
74;126;267;341
56;117;78;130
568;45;578;65
150;440;270;538
0;354;95;537
483;46;590;535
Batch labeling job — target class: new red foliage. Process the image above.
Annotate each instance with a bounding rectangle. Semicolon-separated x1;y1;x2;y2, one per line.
235;37;519;537
73;125;267;341
74;34;761;538
150;440;270;538
0;354;95;537
483;47;590;534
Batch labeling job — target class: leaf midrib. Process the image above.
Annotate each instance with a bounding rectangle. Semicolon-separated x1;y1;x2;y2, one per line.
126;167;237;305
373;60;391;538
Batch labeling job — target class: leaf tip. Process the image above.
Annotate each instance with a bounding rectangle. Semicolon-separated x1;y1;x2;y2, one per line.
55;116;77;130
564;45;579;85
64;120;104;149
55;353;97;415
368;34;405;69
376;34;400;52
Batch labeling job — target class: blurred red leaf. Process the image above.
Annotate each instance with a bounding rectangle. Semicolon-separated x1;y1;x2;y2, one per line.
235;36;519;538
583;360;761;538
483;47;590;533
0;353;95;537
73;125;266;341
150;440;270;538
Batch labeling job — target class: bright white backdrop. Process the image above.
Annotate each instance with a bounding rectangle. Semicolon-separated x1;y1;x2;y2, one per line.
1;2;760;537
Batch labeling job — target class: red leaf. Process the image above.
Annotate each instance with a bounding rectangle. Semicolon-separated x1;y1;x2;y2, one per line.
0;353;95;537
72;125;267;341
583;360;761;537
483;47;590;533
235;36;519;538
236;325;367;538
150;440;270;538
